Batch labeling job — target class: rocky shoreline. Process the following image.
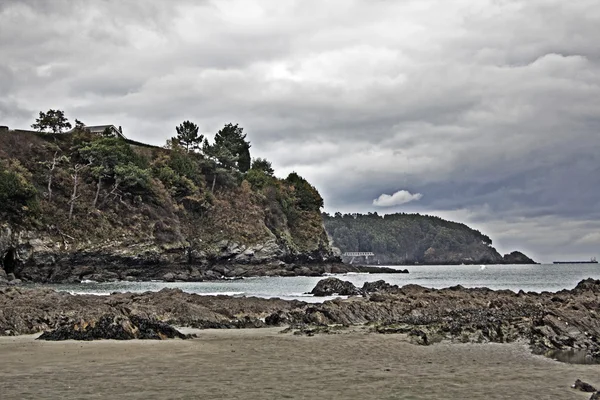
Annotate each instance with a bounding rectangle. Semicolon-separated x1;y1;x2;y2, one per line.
0;259;406;284
0;224;409;284
1;277;599;362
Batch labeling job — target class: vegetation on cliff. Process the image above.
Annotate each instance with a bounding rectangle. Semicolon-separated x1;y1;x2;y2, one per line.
0;111;332;276
323;212;534;265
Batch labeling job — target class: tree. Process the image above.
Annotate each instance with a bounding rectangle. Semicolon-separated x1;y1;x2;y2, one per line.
0;159;38;214
31;109;72;134
74;119;87;132
212;123;251;172
68;163;87;221
285;172;324;211
40;150;69;202
250;158;274;176
202;138;239;192
79;137;137;208
174;121;204;152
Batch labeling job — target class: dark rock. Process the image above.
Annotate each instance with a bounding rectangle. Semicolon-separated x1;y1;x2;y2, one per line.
503;251;537;264
310;278;362;296
265;310;292;326
362;280;399;293
37;314;190;341
7;273;16;281
572;379;597;393
353;266;409;274
409;329;429;345
590;392;600;400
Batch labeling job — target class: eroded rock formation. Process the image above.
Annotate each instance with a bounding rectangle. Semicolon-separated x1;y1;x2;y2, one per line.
1;278;599;360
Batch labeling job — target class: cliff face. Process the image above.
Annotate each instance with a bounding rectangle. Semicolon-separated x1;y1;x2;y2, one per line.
0;129;337;283
323;213;535;265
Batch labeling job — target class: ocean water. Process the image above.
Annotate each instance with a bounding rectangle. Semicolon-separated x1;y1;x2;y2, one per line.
36;263;600;302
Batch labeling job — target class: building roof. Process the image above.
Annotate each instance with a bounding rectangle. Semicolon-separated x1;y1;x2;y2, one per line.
78;124;127;139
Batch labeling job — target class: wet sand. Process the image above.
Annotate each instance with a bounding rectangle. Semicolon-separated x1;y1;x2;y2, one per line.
0;328;596;400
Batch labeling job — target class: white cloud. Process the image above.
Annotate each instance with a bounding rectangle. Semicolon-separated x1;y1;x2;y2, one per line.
373;190;423;207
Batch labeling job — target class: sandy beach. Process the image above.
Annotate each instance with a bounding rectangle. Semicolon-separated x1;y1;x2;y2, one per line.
0;327;596;400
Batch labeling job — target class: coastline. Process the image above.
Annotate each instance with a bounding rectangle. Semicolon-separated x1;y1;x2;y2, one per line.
2;277;600;361
0;328;597;399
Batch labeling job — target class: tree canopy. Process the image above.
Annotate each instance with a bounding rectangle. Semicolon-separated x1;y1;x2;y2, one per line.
323;212;498;264
211;123;251;172
286;172;324;211
31;109;72;133
0;159;38;215
173;121;204;152
251;158;274;176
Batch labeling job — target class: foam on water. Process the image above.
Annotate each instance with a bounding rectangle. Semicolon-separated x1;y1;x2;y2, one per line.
39;263;600;303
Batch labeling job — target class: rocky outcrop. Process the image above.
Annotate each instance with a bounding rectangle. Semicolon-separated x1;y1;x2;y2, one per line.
0;223;406;283
572;380;597;393
38;314;190;340
2;279;600;361
310;278;362;296
503;251;537;264
362;280;400;294
292;278;600;360
0;129;345;284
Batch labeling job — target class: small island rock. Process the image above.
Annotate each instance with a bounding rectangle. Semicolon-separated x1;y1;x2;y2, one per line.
310;277;362;296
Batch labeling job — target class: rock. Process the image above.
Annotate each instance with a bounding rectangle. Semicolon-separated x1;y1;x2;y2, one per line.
353;266;408;274
310;278;362;297
7;273;16;281
572;379;597;393
37;314;190;341
409;329;429;345
7;279;22;286
590;392;600;400
162;272;176;282
503;251;537;264
362;280;399;293
0;268;7;280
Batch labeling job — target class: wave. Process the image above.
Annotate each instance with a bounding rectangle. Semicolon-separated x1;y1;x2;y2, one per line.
196;291;246;297
66;291;112;296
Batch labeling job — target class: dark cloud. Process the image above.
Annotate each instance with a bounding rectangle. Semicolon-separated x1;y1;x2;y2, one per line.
1;0;599;262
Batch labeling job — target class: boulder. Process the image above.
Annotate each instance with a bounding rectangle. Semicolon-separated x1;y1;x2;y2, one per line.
590;392;600;400
162;272;176;282
362;280;399;293
572;379;597;393
310;278;362;297
37;314;190;341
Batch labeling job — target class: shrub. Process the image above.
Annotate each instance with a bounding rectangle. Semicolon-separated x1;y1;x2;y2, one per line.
0;159;38;214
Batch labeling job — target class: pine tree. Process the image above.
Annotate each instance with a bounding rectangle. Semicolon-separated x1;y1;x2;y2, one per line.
174;121;204;152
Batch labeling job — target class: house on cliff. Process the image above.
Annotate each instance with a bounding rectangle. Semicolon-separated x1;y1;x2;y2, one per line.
1;124;127;140
73;125;127;139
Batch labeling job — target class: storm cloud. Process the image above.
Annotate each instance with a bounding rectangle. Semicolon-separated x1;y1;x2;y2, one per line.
1;0;599;262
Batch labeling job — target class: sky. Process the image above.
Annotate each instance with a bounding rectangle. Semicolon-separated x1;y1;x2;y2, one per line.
1;0;599;263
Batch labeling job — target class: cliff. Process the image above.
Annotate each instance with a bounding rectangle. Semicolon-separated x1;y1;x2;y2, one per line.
323;212;536;265
0;128;342;283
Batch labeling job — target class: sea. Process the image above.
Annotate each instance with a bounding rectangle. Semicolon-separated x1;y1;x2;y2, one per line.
37;263;600;303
